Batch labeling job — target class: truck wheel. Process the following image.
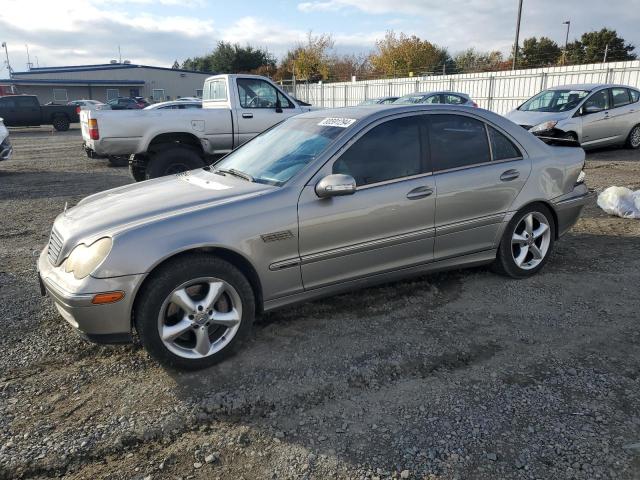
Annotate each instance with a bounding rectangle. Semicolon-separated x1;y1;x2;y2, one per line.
107;156;129;167
129;161;147;182
145;147;205;179
52;116;70;132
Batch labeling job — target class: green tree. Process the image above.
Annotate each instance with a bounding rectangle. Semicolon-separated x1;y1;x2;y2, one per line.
454;48;505;73
578;28;636;63
519;36;561;68
182;41;275;73
370;31;449;77
277;33;334;82
171;60;180;69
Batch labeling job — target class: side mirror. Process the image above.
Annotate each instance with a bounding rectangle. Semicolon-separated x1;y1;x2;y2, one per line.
315;174;357;198
582;104;601;115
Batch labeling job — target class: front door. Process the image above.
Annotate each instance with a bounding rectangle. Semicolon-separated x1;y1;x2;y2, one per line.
429;113;531;259
580;89;618;147
297;114;436;290
235;78;298;146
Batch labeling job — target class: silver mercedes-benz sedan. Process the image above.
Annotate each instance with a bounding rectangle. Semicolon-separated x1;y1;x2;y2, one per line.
38;105;591;369
506;83;640;149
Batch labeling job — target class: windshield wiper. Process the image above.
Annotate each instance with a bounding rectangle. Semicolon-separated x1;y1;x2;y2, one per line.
215;168;254;182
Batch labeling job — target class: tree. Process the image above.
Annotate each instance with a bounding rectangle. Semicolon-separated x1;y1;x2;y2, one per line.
182;41;275;73
276;32;334;82
370;31;449;77
328;53;372;81
453;49;505;73
571;28;636;64
518;36;561;68
171;60;180;69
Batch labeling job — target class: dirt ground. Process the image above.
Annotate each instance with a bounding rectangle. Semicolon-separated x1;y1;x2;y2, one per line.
1;125;639;480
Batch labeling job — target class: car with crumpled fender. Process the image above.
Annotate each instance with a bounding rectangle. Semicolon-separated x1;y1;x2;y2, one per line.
38;104;592;370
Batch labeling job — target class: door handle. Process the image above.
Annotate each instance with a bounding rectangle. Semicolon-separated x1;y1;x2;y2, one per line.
406;185;434;200
242;113;253;118
500;169;520;181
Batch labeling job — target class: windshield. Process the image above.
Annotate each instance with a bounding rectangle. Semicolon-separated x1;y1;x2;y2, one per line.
519;89;589;112
212;117;354;186
394;94;431;104
359;99;379;105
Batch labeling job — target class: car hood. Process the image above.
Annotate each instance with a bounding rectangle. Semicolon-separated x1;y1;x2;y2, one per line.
505;109;570;128
54;169;275;244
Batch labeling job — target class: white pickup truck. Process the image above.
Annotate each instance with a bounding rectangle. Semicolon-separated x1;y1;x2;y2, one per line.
80;74;315;181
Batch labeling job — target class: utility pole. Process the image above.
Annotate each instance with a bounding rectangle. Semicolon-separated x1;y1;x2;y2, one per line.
512;0;523;70
1;42;12;76
562;20;570;65
118;45;122;64
25;44;32;70
603;43;609;63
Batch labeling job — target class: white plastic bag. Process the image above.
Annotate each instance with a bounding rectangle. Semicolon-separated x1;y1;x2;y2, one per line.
597;186;640;219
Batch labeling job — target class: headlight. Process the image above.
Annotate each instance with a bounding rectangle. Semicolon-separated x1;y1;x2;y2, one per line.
64;237;112;279
529;120;558;133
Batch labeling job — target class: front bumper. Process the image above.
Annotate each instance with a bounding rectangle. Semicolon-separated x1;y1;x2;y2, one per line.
552;184;595;237
37;248;144;343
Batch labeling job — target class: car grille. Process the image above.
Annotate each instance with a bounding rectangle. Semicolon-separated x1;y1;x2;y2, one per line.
47;227;64;265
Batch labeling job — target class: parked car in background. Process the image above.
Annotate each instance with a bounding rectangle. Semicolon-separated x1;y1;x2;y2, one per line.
506;83;640;149
0;95;79;131
359;96;399;105
394;91;478;107
42;104;591;369
177;96;201;102
81;74;316;179
0;117;12;160
144;100;202;110
106;97;144;110
68;99;110;112
134;97;150;108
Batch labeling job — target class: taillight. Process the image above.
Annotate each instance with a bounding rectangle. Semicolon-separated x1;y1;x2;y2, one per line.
76;106;81;114
88;118;99;140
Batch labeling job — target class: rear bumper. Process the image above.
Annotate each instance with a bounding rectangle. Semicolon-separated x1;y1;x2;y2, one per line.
552;184;595;237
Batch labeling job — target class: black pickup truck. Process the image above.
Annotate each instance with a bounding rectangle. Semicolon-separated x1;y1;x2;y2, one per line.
0;95;79;131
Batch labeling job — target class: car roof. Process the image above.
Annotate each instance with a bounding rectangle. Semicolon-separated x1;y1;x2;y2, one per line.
398;91;470;97
548;83;638;91
297;104;486;122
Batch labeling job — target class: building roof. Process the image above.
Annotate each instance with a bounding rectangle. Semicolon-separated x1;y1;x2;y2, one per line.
0;78;145;86
11;63;214;76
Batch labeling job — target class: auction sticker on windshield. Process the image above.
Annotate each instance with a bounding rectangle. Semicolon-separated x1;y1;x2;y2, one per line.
318;118;356;128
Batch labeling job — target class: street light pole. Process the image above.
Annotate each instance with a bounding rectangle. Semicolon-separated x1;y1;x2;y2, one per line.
512;0;524;70
562;20;571;65
1;42;12;76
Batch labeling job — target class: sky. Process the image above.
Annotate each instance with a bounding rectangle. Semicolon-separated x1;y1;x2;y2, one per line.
0;0;639;76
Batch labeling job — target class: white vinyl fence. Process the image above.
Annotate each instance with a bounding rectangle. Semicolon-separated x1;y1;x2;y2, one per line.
288;60;640;114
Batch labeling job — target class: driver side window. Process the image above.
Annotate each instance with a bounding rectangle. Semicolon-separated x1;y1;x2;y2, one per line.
237;78;279;109
583;90;610;113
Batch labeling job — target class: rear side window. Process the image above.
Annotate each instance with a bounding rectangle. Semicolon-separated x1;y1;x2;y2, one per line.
204;80;227;101
488;126;522;161
611;88;631;107
443;94;465;105
16;96;38;108
429;114;490;171
333;116;425;186
0;97;16;108
630;89;640;103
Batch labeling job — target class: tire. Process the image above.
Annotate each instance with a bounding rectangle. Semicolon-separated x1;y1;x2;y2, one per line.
107;155;129;167
135;254;255;370
626;124;640;149
129;158;147;182
52;116;70;132
492;204;556;278
145;147;205;180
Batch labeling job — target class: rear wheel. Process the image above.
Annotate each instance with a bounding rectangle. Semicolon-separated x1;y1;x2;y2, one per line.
135;255;255;370
52;116;70;131
145;147;205;179
626;124;640;149
492;204;555;278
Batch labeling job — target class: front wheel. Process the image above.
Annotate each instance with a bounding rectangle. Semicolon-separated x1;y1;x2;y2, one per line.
492;204;555;278
52;116;70;131
135;255;255;370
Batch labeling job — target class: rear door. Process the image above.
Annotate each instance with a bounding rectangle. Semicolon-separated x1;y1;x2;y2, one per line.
297;114;436;289
608;87;638;143
235;78;299;146
430;113;530;259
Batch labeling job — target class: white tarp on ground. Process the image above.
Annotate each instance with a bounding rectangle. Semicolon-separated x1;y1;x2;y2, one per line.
597;186;640;219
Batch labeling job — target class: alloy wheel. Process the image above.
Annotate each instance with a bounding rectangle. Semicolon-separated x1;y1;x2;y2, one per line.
511;212;552;270
157;277;242;359
631;126;640;148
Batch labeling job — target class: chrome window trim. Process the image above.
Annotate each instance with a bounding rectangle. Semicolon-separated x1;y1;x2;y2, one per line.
356;171;433;191
434;155;524;175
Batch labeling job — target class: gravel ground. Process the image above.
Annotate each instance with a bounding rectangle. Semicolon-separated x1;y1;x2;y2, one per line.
1;125;640;480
